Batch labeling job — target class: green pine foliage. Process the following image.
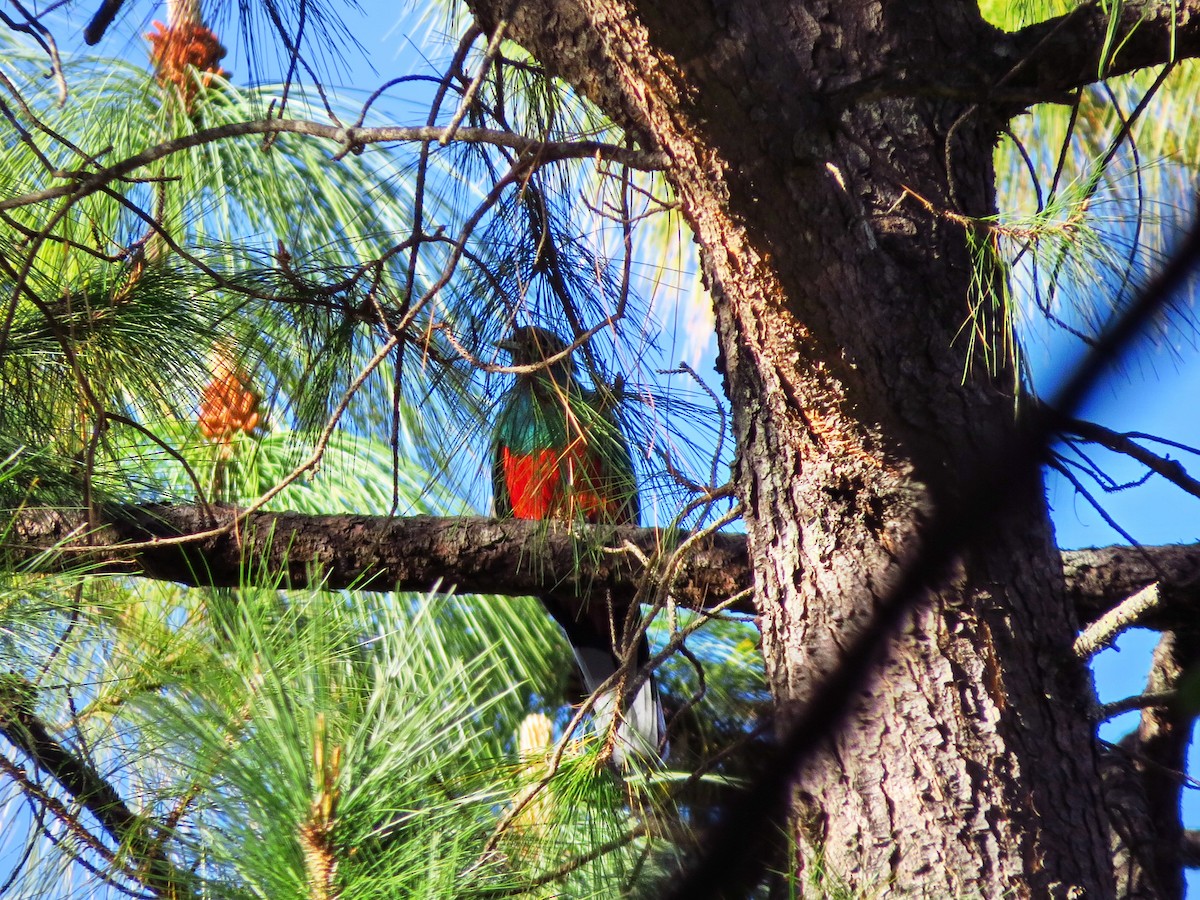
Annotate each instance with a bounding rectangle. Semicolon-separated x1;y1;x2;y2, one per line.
961;2;1200;393
0;7;763;897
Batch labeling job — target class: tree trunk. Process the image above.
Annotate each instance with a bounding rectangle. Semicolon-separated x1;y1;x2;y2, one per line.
1121;631;1200;898
468;0;1115;893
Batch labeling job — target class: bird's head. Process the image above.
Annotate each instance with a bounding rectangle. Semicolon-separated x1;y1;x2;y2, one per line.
496;326;576;379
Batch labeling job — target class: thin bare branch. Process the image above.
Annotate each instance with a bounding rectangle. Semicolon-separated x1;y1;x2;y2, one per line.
1065;416;1200;501
0;676;190;894
0;119;668;212
1099;690;1178;721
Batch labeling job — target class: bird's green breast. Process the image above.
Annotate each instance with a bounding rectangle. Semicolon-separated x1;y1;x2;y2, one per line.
493;380;573;455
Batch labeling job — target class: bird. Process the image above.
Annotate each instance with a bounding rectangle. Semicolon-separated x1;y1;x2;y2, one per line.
492;325;664;767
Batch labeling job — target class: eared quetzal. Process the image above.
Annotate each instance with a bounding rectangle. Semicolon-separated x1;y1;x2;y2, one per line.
492;326;664;766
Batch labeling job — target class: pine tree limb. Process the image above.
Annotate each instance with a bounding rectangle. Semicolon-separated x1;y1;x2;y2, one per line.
1181;830;1200;868
6;503;1200;637
1075;583;1164;658
998;1;1200;103
4;503;749;612
0;121;667;213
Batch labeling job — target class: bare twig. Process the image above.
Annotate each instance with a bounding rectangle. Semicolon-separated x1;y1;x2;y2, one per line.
442;19;507;145
0;120;668;212
1099;690;1177;721
2;2;67;104
0;678;190;894
1064;416;1200;501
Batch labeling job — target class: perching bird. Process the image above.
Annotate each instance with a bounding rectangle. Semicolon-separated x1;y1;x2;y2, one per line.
492;325;663;766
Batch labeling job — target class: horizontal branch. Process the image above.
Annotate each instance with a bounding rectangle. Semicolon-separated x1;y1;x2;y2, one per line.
1065;416;1200;500
997;0;1200;103
1183;829;1200;868
7;504;748;612
9;503;1200;634
1098;689;1178;721
1062;544;1200;630
0;118;669;211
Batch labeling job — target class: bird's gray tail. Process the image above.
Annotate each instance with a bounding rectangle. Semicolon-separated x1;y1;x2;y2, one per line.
571;638;665;768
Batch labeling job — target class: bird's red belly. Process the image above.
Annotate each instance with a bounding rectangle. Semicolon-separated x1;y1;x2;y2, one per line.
501;446;614;521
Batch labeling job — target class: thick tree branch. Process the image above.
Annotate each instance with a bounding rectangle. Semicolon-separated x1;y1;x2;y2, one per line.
6;504;749;612
1064;544;1200;628
8;503;1200;634
998;1;1200;103
1101;741;1168;897
1100;690;1178;720
1102;632;1200;895
1182;830;1200;868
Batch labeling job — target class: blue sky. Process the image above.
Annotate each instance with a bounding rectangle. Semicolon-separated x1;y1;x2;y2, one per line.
1045;339;1200;892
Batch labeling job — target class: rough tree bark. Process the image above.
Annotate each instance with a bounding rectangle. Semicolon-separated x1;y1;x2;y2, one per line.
11;503;1200;633
463;0;1200;894
1122;632;1200;899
